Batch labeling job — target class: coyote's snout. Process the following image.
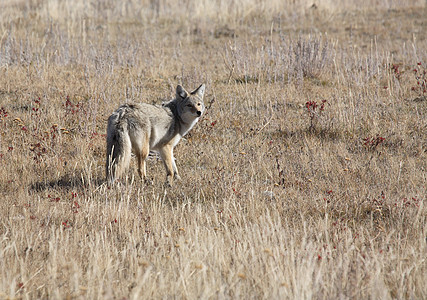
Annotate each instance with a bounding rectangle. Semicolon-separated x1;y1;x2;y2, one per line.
106;84;206;185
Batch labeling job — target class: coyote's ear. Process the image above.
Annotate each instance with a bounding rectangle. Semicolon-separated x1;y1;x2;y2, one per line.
191;84;205;99
176;85;188;99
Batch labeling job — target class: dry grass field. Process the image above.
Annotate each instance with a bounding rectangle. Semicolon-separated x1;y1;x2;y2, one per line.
0;0;426;299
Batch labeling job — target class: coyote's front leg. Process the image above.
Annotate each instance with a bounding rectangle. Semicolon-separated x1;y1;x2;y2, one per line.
159;145;176;186
171;150;181;181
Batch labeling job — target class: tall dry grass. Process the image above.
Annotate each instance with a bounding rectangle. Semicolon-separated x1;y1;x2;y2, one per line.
0;0;426;299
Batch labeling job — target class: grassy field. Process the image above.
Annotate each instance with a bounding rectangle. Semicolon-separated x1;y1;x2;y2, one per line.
0;0;426;298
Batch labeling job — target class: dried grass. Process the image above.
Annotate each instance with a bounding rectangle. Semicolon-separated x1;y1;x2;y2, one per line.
0;0;426;299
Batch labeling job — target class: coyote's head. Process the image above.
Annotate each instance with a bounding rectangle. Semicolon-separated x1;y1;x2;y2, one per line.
176;84;206;123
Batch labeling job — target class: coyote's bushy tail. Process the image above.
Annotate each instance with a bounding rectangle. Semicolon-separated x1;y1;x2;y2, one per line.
106;109;132;184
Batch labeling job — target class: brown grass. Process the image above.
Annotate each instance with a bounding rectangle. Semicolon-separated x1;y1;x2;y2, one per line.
0;0;426;299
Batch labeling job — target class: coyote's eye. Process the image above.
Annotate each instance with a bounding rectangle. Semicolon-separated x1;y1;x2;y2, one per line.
186;104;192;107
197;102;201;106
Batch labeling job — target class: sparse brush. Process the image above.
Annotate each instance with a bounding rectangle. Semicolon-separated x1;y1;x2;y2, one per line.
223;34;334;85
305;99;328;132
411;62;427;101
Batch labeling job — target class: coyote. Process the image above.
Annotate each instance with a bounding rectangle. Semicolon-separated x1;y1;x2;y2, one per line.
106;84;205;185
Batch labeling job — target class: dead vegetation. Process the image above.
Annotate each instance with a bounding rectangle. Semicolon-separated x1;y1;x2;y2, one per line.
0;0;426;298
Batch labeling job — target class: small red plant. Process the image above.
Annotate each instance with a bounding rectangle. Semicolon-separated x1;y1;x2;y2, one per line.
32;97;41;114
30;143;47;162
411;62;426;99
390;63;402;81
305;99;327;131
65;96;84;115
48;194;60;202
0;107;8;120
323;189;333;204
17;282;24;290
62;220;71;229
70;192;80;213
372;191;386;209
363;136;385;151
394;197;421;209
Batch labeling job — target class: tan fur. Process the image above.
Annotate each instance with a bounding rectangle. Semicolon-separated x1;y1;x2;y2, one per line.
106;84;205;185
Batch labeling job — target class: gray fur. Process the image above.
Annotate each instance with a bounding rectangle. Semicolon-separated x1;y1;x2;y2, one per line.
106;84;206;185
